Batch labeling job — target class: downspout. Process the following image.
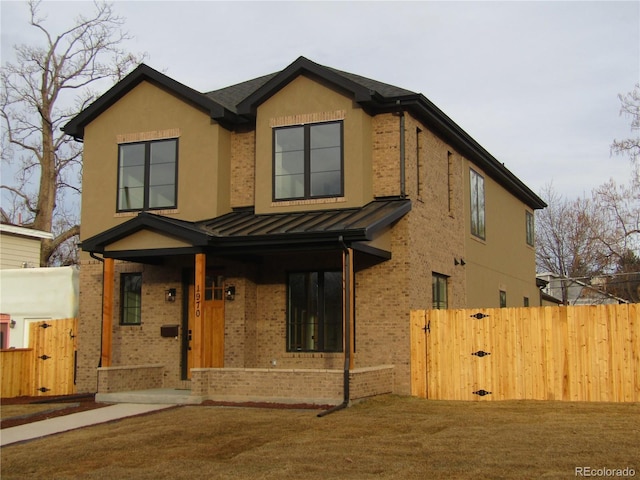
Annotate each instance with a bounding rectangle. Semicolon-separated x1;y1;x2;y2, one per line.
318;236;352;417
400;111;406;198
393;109;407;198
89;252;105;393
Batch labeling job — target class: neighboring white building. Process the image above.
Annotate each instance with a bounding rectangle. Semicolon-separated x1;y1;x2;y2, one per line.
537;272;628;306
0;223;53;269
0;224;79;349
0;266;79;348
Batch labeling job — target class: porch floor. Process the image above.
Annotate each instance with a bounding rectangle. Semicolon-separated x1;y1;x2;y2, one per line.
96;388;204;405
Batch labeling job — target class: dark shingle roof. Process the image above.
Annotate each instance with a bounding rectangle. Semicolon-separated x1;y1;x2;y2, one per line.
205;73;277;113
204;58;417;114
325;67;416;98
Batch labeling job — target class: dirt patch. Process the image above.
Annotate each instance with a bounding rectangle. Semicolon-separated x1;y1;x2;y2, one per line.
1;394;108;428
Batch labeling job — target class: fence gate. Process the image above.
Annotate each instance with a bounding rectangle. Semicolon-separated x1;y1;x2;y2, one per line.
411;305;639;402
29;318;77;396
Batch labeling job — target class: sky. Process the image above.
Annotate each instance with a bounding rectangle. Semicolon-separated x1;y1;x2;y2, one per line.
1;0;639;202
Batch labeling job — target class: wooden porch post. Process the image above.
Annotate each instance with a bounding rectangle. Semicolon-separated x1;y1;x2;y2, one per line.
343;247;355;370
193;253;206;369
101;257;114;367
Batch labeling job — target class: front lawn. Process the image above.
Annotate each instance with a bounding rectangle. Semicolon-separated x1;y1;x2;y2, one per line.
2;395;638;479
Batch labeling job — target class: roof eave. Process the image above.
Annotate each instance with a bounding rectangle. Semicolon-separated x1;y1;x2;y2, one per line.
237;56;374;117
377;95;547;210
80;212;209;253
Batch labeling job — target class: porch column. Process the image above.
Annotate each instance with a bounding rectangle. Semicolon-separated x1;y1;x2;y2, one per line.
343;247;355;370
101;257;114;367
193;252;206;369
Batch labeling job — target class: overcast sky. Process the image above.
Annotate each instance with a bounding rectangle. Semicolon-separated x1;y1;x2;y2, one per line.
1;0;638;202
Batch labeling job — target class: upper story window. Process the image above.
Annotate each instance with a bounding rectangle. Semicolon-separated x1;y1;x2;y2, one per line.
117;139;178;212
470;168;485;239
525;211;535;246
273;121;343;201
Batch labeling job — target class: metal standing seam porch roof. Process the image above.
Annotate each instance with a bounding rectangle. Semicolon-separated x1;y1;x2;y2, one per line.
82;198;412;257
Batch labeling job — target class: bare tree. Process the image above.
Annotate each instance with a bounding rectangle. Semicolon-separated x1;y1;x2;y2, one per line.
591;179;640;264
535;185;608;303
590;180;640;302
1;1;144;265
612;83;640;182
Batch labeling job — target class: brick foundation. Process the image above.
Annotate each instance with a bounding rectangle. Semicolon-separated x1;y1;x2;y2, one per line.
97;364;164;393
189;364;394;405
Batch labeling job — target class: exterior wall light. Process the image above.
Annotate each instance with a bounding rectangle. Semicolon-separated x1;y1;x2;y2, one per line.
9;319;16;329
225;285;236;301
165;288;177;302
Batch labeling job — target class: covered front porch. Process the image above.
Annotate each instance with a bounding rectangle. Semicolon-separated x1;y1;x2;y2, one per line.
81;198;410;405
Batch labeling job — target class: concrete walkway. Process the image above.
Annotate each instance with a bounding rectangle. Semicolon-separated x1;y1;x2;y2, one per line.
1;403;174;447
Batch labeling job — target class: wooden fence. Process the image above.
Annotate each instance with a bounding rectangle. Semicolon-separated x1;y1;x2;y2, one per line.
0;349;34;397
0;318;77;398
411;304;639;402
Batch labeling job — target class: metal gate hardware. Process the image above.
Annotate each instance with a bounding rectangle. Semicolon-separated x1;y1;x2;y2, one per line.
470;312;489;319
38;387;50;393
422;321;431;333
38;354;51;360
471;350;490;357
39;322;51;329
473;389;492;396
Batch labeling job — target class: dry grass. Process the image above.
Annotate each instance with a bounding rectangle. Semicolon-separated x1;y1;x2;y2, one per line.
1;395;638;479
1;403;72;420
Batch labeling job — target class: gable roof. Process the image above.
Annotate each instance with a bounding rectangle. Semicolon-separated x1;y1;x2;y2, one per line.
62;64;240;140
64;56;546;209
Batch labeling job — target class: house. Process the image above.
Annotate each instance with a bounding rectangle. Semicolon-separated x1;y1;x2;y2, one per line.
63;57;546;405
0;223;53;269
0;224;79;349
537;272;628;305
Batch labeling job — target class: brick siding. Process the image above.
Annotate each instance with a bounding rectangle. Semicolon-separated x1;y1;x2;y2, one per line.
77;109;468;401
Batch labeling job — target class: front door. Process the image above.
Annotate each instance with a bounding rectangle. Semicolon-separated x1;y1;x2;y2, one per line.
185;272;225;379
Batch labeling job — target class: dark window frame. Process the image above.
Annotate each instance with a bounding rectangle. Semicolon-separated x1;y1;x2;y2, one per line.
120;272;142;325
286;270;343;353
116;138;179;212
526;210;535;247
432;273;449;310
500;290;507;308
470;168;486;239
272;121;344;201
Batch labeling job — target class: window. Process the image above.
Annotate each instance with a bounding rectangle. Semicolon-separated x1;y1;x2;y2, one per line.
287;271;342;352
416;128;422;198
524;297;530;307
470;169;485;239
117;139;178;211
432;273;448;309
274;121;343;200
500;290;507;308
526;211;534;246
121;273;142;325
447;151;454;214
